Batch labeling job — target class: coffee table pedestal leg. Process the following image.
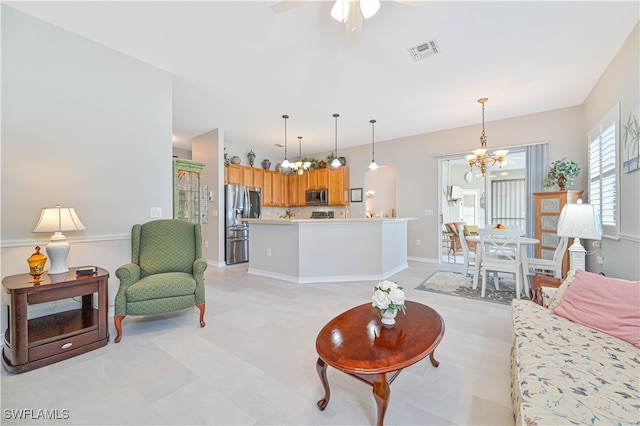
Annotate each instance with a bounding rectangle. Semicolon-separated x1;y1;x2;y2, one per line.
316;357;330;410
373;373;390;426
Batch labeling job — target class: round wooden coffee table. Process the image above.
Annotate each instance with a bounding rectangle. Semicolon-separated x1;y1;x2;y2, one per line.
315;301;445;426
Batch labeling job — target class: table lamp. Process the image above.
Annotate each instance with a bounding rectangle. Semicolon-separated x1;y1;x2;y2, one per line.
33;205;86;274
556;200;602;271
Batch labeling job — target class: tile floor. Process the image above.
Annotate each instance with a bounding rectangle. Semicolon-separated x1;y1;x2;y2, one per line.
1;261;515;425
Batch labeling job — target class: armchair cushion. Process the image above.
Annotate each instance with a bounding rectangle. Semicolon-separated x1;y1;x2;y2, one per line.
125;272;196;302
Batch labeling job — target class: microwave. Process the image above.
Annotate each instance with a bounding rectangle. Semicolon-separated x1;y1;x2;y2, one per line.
305;189;328;206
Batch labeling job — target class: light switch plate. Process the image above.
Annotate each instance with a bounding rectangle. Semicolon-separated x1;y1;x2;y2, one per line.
150;207;162;218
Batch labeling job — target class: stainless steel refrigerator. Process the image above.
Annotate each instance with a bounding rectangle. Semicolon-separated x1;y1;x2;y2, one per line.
225;185;261;265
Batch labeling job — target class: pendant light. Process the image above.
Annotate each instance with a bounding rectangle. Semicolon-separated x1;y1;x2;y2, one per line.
281;114;290;169
368;119;378;170
331;113;342;168
465;98;508;177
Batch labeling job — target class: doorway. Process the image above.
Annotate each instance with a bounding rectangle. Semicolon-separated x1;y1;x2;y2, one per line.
439;152;527;264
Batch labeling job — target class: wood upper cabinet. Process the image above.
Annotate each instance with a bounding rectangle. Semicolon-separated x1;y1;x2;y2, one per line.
252;168;264;190
226;164;243;185
288;173;307;207
308;168;329;189
533;190;583;277
328;166;350;206
262;170;274;206
273;172;287;206
242;167;254;187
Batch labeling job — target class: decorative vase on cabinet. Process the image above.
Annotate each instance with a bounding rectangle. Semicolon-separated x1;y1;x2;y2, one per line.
173;159;206;224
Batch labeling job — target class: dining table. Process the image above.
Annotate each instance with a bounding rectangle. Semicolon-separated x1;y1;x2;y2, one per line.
466;234;540;293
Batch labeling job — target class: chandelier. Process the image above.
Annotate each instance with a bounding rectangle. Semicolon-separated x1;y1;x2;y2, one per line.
290;136;311;175
465;98;508;177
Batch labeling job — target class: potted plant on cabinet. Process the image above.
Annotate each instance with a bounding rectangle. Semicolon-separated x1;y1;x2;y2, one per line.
543;158;580;190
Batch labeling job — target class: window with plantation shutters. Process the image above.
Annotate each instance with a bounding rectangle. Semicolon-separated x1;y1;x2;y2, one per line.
588;104;619;238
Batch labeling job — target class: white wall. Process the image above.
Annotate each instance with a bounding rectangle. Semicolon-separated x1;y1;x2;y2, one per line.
1;7;173;313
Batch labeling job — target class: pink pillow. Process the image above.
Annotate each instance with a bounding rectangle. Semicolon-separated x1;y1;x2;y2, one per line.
553;270;640;348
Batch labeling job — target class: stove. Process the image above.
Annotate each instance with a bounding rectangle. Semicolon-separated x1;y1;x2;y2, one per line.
311;211;334;219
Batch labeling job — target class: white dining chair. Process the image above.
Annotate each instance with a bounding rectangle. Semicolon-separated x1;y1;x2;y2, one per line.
527;236;569;279
477;228;524;299
457;225;476;278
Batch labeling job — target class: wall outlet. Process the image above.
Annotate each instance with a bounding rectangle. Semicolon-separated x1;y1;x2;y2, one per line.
150;207;162;218
266;248;272;256
597;255;604;264
416;239;421;246
205;241;209;248
425;209;434;216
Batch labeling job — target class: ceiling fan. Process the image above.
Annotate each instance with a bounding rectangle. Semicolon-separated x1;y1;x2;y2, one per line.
271;0;382;41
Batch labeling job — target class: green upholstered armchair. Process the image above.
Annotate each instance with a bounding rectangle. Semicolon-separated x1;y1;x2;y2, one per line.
114;219;207;343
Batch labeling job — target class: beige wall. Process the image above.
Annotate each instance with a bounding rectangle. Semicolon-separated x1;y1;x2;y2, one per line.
581;23;640;279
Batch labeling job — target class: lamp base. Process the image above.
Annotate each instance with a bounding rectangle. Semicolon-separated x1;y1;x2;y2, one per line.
46;233;70;274
568;238;586;271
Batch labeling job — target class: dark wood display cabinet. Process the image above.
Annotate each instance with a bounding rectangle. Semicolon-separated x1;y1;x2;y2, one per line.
2;267;109;373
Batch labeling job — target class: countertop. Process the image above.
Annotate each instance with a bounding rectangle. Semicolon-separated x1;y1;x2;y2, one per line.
244;218;416;224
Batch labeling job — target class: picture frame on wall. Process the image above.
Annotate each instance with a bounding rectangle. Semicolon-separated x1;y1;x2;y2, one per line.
350;188;363;202
622;102;639;174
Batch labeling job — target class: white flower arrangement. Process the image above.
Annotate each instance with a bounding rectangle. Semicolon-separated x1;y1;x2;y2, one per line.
371;280;407;316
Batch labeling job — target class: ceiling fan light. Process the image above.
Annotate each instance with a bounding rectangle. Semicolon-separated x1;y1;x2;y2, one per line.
330;0;350;23
360;0;380;19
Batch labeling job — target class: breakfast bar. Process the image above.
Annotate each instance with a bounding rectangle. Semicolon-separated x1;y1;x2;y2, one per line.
244;218;412;283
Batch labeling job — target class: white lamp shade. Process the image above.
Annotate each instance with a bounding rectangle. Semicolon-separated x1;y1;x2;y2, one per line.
556;203;602;240
33;205;86;233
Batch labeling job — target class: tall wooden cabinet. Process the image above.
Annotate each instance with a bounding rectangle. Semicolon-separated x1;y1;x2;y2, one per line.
533;190;583;277
173;159;206;224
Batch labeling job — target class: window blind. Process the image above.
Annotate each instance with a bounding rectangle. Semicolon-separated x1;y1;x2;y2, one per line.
588;104;619;238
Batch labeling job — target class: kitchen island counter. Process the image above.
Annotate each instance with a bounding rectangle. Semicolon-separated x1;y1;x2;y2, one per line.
244;218;414;283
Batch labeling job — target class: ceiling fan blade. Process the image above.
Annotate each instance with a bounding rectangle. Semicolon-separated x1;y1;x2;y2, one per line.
270;0;315;14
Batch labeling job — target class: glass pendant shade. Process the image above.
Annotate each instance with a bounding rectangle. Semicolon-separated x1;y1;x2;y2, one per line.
281;114;290;169
331;113;342;168
369;119;378;170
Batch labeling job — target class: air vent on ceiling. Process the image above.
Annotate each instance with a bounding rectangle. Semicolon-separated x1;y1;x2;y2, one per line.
408;39;440;62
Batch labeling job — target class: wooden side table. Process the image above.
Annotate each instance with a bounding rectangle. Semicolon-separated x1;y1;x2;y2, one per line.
2;267;109;373
527;275;562;306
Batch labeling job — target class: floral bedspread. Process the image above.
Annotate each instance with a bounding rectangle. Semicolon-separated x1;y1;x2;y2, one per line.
511;299;640;425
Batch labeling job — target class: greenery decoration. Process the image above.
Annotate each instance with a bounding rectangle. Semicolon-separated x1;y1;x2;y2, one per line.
543;158;580;189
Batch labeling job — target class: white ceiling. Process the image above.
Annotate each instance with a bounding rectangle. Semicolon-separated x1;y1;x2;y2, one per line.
6;1;639;155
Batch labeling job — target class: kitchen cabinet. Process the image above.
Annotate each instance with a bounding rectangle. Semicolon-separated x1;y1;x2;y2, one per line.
252;168;264;190
226;164;243;185
288;173;307;207
308;169;329;189
328;166;350;206
273;172;287;206
533;190;583;277
242;167;254;188
262;170;274;206
174;159;206;224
